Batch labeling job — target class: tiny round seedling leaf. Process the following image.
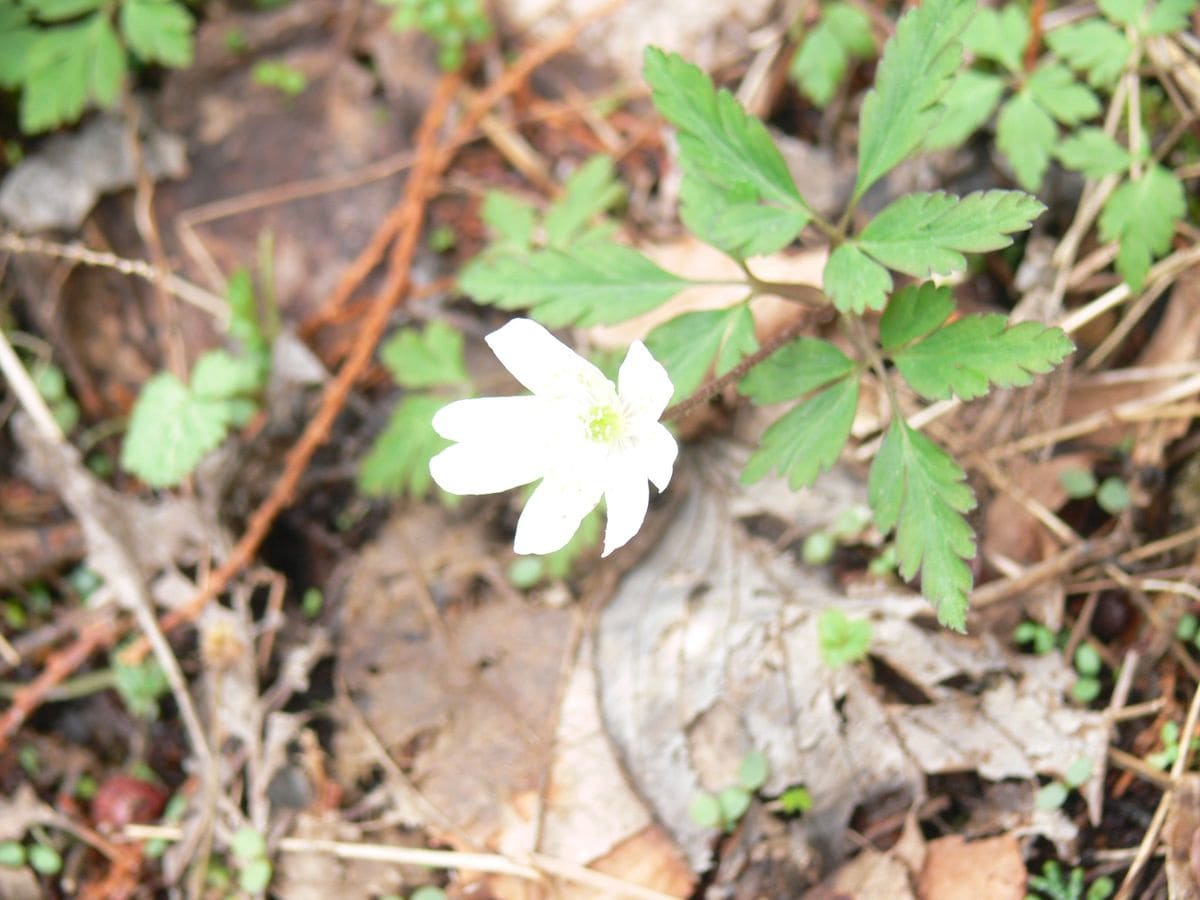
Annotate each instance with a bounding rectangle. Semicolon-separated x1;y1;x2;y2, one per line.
1035;781;1069;810
0;841;26;868
688;792;722;829
410;887;448;900
507;557;544;590
239;858;273;893
231;827;266;861
1072;676;1102;704
27;843;62;876
802;531;835;566
717;786;751;826
1065;756;1093;788
779;785;813;815
1059;467;1097;498
739;750;769;791
1096;477;1130;514
1177;613;1199;642
1074;643;1102;677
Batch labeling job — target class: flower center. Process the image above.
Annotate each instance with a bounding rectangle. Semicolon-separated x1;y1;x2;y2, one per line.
584;403;624;445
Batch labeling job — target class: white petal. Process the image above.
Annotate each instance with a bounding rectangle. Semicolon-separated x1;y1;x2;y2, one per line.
618;340;674;420
633;421;678;492
600;467;649;557
430;441;548;495
432;395;556;442
513;473;603;555
486;319;608;399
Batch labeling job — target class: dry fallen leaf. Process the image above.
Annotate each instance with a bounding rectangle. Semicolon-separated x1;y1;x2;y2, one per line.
916;835;1026;900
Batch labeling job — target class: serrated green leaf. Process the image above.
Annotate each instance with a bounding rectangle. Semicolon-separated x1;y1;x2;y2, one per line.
480;191;536;251
823;243;892;313
679;176;810;257
853;0;973;200
0;13;36;89
25;0;105;21
646;306;757;403
924;69;1006;151
190;349;262;399
817;608;873;667
120;0;194;68
358;395;450;497
379;321;470;389
1147;0;1197;33
996;90;1056;191
1098;0;1145;26
1099;165;1185;290
858;189;1045;278
1027;62;1101;125
742;377;858;489
460;242;688;327
543;156;624;247
643;47;811;257
738;337;854;404
121;373;231;488
1046;21;1132;88
1055;127;1132;178
715;304;759;376
962;5;1028;74
868;419;976;630
879;282;955;351
791;3;874;107
21;13;124;133
894;314;1074;400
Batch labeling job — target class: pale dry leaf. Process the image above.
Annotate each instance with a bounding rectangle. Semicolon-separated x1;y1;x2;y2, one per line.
916;834;1026;900
1165;774;1200;900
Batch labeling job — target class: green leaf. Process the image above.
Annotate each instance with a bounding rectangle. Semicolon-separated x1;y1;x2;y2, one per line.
1065;756;1094;788
121;373;232;488
715;304;759;377
818;608;873;667
689;792;722;829
790;2;874;107
120;0;194;68
24;0;105;20
823;243;891;313
1147;0;1197;33
1027;62;1101;125
738;337;853;404
231;827;267;861
239;859;273;894
739;749;770;791
460;243;688;327
190;349;262;399
1055;127;1132;178
742;377;858;490
0;12;36;89
480;191;536;251
717;787;751;826
0;841;25;868
1099;0;1145;26
868;420;976;630
21;14;125;133
1074;642;1103;677
893;314;1074;401
543;156;625;247
962;5;1028;74
1059;467;1098;498
112;652;169;720
853;0;973;200
923;69;1006;151
646;307;750;403
879;282;955;351
1096;477;1130;513
779;785;813;815
26;844;61;877
679;177;810;258
1035;781;1069;810
1099;165;1186;291
996;90;1056;191
379;321;470;389
643;47;811;256
357;395;450;498
1046;20;1132;88
858;190;1046;278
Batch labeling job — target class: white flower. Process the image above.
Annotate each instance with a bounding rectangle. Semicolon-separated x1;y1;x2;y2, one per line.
429;318;678;557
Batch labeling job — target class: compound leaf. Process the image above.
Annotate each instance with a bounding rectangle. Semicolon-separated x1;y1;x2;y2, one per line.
1099;165;1186;290
544;155;625;247
742;376;859;490
24;0;105;20
644;47;811;257
791;1;875;107
854;0;973;200
823;243;892;313
358;395;451;498
962;4;1028;73
459;243;688;327
996;90;1057;191
379;321;470;390
924;69;1006;151
858;189;1045;278
22;14;124;133
680;176;809;258
646;305;758;403
1147;0;1197;33
738;336;854;404
479;191;536;251
1098;0;1145;26
1027;62;1101;125
1055;127;1131;178
879;282;955;351
120;0;194;68
893;314;1075;401
868;419;976;630
1046;20;1131;87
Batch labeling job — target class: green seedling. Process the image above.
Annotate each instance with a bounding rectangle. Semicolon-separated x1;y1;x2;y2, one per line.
818;609;872;668
689;749;771;833
1027;860;1114;900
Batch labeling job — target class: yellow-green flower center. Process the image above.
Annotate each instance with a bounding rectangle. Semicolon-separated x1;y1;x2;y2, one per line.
585;403;624;444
